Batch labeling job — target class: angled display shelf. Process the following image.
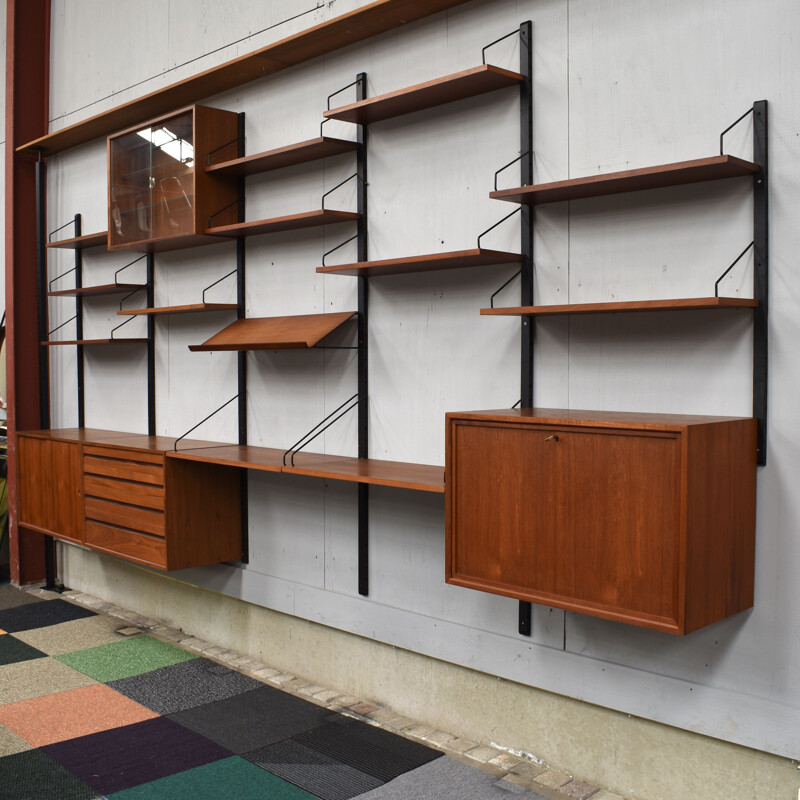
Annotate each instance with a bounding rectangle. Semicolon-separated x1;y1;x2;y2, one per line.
317;248;522;277
205;209;359;239
46;231;109;250
42;338;149;346
482;297;759;317
490;154;760;206
206;136;360;176
118;302;239;316
324;64;523;124
188;311;356;351
48;283;148;298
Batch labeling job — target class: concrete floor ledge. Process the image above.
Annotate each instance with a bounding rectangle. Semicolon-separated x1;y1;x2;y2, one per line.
56;546;800;800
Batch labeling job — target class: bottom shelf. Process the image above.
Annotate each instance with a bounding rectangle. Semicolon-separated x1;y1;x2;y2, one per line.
481;296;758;317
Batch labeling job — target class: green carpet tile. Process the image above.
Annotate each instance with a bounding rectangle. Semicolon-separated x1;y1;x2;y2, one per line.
54;634;199;681
0;749;98;800
107;756;317;800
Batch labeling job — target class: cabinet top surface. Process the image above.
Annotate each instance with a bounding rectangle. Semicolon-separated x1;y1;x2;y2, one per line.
446;408;756;430
18;428;223;453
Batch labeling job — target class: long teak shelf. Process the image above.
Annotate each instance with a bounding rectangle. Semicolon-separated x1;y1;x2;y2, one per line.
42;338;148;346
205;210;359;239
206;137;360;176
119;303;239;316
46;232;108;250
48;283;147;298
317;248;522;277
324;64;523;125
490;155;761;206
482;297;759;317
188;312;356;351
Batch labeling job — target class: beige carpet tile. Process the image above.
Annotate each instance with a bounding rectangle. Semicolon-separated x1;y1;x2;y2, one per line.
0;722;33;756
0;683;158;747
0;657;96;703
14;613;133;655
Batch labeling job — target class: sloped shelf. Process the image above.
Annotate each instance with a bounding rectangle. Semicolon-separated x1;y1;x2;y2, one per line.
48;283;147;298
42;338;149;346
169;445;444;493
205;209;359;239
206;136;359;177
46;232;108;250
481;297;759;317
118;303;239;316
324;64;523;125
188;311;356;351
490;155;761;206
317;248;522;278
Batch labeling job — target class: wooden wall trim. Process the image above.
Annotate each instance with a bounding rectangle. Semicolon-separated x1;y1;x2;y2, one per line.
17;0;474;156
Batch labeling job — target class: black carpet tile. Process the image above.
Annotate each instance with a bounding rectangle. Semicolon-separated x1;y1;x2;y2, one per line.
108;657;263;714
243;738;384;800
0;634;48;666
168;684;337;754
0;586;45;612
0;599;97;633
41;716;232;795
292;716;444;783
0;749;99;800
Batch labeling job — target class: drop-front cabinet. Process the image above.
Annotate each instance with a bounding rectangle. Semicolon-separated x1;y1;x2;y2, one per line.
18;430;242;571
445;409;757;634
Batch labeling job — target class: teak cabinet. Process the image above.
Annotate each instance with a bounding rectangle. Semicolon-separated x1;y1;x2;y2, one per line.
18;431;242;571
108;105;239;251
445;409;757;634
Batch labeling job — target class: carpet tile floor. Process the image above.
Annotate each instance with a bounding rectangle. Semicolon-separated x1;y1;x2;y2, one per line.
0;585;555;800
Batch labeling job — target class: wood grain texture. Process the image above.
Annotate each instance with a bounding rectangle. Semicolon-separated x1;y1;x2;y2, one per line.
18;0;472;155
188;312;356;351
117;303;239;316
205;209;360;239
45;231;108;250
84;521;167;570
481;297;759;316
206;136;359;176
445;411;757;634
18;436;84;544
83;474;165;511
490;155;761;205
48;283;147;298
317;248;522;277
324;65;523;124
168;445;285;473
85;496;165;537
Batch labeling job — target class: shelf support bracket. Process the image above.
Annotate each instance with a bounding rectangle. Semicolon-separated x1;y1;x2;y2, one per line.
172;395;239;451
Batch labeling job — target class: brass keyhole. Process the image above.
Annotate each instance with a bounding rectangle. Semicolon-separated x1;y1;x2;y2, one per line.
544;434;559;442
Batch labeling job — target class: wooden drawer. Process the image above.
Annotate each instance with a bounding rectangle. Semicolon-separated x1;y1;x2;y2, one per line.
85;520;167;569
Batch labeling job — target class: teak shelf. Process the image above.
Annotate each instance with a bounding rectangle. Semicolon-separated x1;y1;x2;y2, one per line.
188;312;356;351
481;297;759;317
206;136;360;176
48;283;148;298
490;155;761;206
317;248;522;277
46;232;109;250
118;303;239;316
324;64;523;125
205;209;360;239
42;338;149;346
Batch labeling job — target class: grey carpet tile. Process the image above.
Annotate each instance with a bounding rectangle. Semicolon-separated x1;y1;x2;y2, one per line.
351;756;555;800
292;716;443;783
167;685;337;754
108;657;262;714
0;587;44;612
14;614;133;656
244;738;384;800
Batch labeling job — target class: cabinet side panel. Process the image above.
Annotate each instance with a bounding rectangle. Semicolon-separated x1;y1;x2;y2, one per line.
18;436;83;544
193;105;240;230
164;458;242;570
684;419;757;633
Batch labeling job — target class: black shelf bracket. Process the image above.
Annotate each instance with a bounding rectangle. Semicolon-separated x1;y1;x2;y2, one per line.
172;395;239;452
281;393;359;467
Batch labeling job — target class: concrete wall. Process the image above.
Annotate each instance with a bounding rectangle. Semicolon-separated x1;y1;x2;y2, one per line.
41;0;800;795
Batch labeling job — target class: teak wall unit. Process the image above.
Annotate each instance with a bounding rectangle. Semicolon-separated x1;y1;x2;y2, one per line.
445;409;757;635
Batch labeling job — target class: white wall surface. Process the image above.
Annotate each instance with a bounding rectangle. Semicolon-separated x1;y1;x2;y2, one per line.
46;0;800;759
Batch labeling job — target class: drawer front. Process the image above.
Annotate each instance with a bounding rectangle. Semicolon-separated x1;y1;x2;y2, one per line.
83;447;166;561
85;521;167;569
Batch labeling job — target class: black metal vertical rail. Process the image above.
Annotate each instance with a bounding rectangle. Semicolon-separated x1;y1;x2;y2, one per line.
752;100;768;467
146;252;155;435
73;214;85;429
518;20;534;636
35;153;57;590
236;112;250;563
356;72;370;596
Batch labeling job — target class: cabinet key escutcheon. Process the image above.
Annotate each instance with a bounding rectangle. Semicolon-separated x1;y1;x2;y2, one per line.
544;434;559;442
